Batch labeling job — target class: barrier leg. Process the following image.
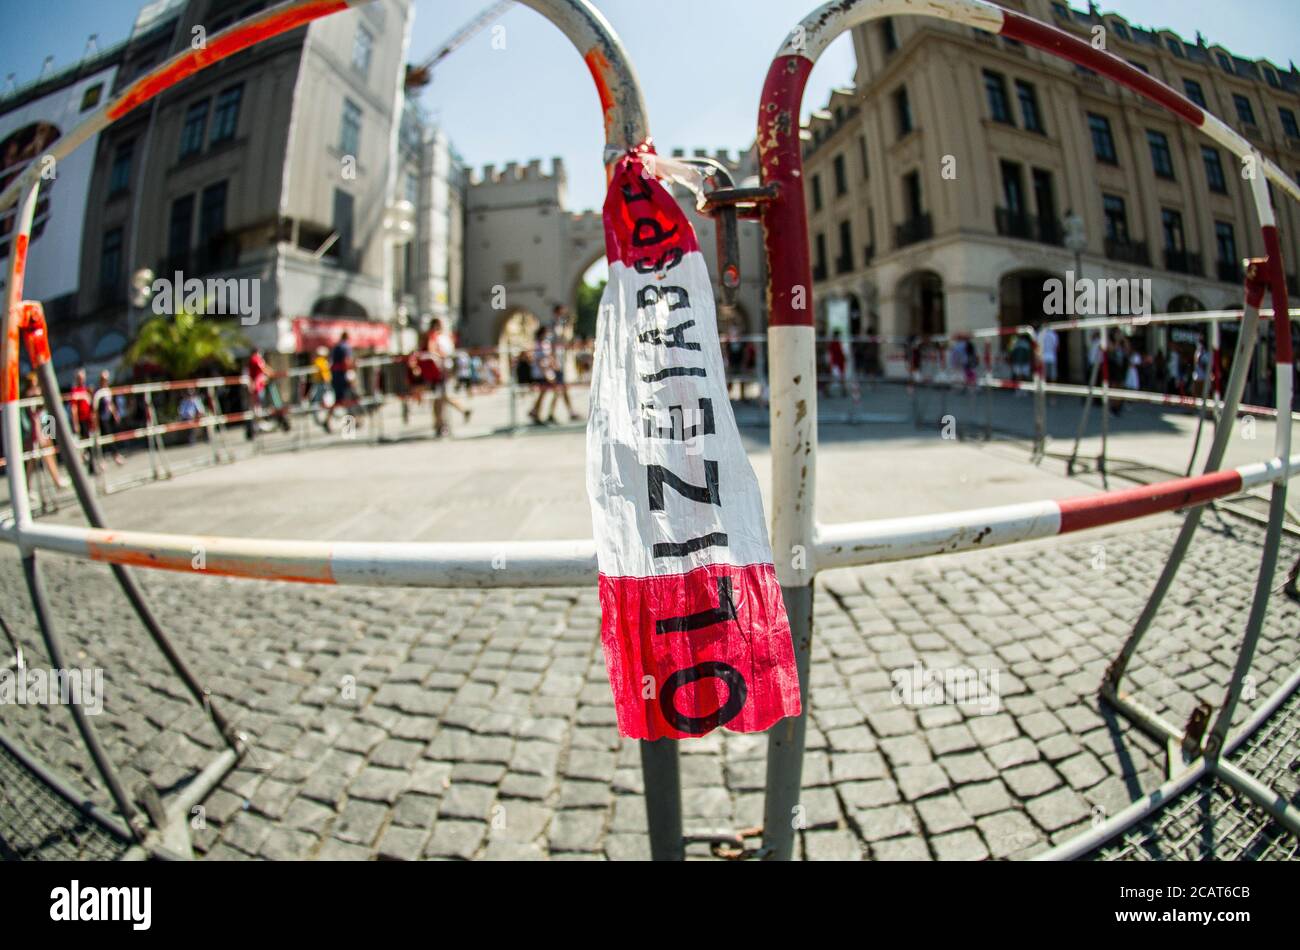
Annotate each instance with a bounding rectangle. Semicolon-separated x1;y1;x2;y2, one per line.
761;583;812;861
639;738;683;861
21;551;147;843
1032;331;1046;462
1185;375;1212;477
1068;355;1101;475
1104;293;1261;693
36;362;242;754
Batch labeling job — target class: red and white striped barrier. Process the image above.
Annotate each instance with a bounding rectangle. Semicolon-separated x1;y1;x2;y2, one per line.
815;454;1300;572
3;453;1296;586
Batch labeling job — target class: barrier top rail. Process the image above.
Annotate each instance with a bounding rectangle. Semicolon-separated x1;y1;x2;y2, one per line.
755;0;1297;592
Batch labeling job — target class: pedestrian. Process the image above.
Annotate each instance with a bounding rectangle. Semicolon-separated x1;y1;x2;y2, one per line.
324;331;356;431
1039;325;1059;383
178;387;205;443
21;373;67;489
248;346;290;434
541;305;580;422
1010;333;1032;393
528;325;556;425
68;368;96;470
432;319;470;429
826;330;848;397
95;370;126;466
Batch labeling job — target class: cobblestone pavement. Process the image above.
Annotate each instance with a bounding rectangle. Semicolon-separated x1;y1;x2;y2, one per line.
2;510;1297;860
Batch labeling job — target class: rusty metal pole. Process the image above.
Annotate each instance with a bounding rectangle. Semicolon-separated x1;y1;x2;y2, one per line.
756;45;820;863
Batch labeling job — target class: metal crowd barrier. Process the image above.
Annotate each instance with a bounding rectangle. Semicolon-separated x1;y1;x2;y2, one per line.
2;0;1300;861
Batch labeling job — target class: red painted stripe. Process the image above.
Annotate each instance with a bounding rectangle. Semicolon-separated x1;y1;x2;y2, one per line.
1000;11;1204;128
758;55;815;327
1057;469;1243;534
107;1;348;121
1262;226;1293;364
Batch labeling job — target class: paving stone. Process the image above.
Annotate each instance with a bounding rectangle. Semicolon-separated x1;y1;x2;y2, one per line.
334;799;387;846
894;763;951;801
930;829;990;861
1025;787;1091;833
425;820;486;860
1003;763;1062;800
804;830;864;860
915;795;975;836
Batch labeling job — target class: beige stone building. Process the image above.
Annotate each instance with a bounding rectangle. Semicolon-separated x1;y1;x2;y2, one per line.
73;0;435;372
802;0;1300;377
462;147;766;349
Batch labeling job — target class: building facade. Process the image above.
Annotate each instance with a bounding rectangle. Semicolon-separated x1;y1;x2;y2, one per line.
801;0;1300;376
22;0;471;380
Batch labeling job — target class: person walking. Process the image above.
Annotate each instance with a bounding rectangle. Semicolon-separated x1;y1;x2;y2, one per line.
429;319;471;435
95;370;126;466
324;332;356;431
1039;324;1059;383
21;373;67;490
528;325;557;425
68;368;97;470
541;305;580;422
248;346;290;433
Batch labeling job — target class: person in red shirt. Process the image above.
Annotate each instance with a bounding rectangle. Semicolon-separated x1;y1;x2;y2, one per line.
248;347;290;435
826;331;847;397
66;368;96;473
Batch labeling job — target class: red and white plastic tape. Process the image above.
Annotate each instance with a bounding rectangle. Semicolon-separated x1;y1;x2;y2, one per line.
585;148;801;740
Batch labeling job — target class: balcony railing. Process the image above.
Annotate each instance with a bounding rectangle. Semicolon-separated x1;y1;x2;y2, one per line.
813;261;828;282
835;255;853;275
863;244;876;266
1217;259;1242;284
995;208;1062;245
1164;249;1203;277
1104;238;1151;267
895;213;933;249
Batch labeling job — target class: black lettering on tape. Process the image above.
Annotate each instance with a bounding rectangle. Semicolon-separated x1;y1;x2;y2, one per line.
652;533;728;559
636;286;691;313
642;398;716;441
638;318;700;351
632;217;679;247
659;661;747;734
648;459;719;511
655;576;738;635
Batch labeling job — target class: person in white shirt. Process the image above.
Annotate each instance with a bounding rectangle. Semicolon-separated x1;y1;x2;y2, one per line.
1039;325;1059;383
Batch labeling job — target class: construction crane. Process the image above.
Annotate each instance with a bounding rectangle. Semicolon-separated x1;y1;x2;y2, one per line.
405;0;514;90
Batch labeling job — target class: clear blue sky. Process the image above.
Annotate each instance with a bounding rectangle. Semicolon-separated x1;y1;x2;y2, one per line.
3;1;1298;211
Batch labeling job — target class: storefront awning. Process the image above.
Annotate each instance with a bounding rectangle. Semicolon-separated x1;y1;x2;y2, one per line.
292;317;391;353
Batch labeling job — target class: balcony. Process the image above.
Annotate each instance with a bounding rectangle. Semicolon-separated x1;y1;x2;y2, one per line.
1164;249;1203;277
835;255;854;275
895;213;933;249
863;244;876;266
1104;238;1151;267
813;261;828;282
996;208;1063;246
1217;259;1242;284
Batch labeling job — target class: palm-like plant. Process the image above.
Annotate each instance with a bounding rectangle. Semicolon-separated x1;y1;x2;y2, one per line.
126;310;246;380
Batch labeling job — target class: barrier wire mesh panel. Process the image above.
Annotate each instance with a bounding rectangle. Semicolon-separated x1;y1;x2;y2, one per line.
0;740;132;861
1087;687;1300;861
